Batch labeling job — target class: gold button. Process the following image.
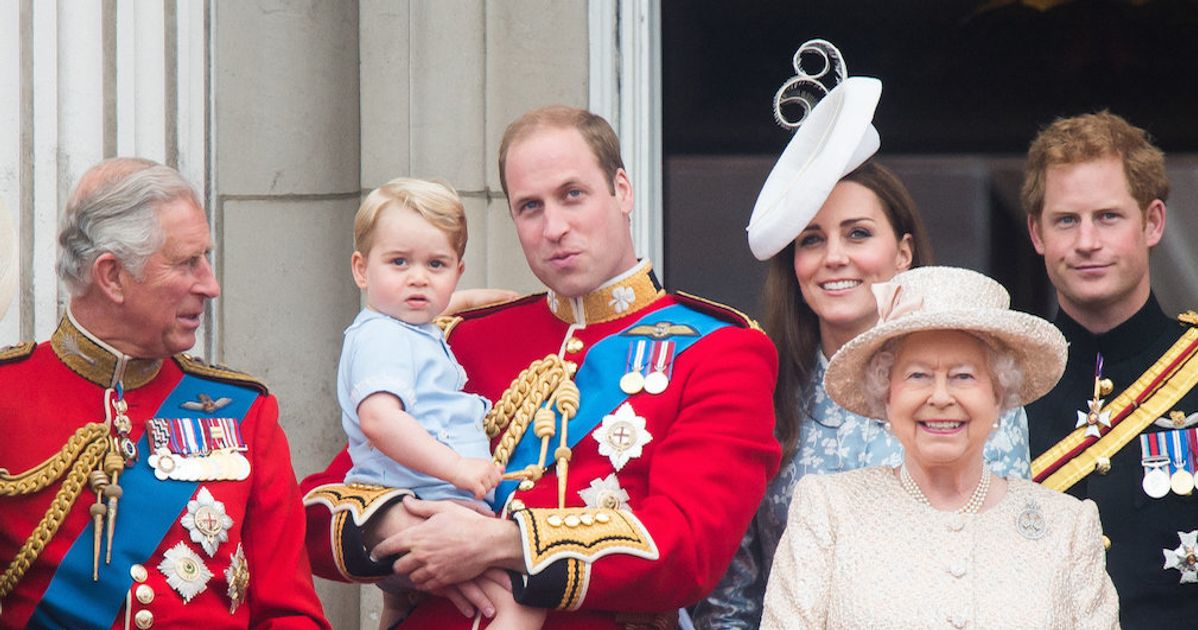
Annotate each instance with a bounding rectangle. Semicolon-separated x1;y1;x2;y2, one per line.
129;564;148;583
563;361;578;376
134;609;154;629
565;337;584;354
135;583;154;604
518;480;535;491
1103;535;1112;550
508;499;526;512
1095;456;1111;475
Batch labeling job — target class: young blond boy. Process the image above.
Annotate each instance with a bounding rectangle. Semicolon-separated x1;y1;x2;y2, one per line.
339;178;544;629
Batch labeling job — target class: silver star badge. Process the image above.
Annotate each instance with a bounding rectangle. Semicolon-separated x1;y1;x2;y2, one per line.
592;403;653;471
1163;530;1198;583
1075;399;1111;438
158;542;213;603
181;486;234;557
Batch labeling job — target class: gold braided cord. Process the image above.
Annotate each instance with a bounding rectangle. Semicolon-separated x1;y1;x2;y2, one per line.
488;355;568;466
487;355;582;472
0;423;108;496
0;435;109;598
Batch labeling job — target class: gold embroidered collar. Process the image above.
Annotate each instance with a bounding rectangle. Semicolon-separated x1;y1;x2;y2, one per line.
51;311;163;389
547;260;664;325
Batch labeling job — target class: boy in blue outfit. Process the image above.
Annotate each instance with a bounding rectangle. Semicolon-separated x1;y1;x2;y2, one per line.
339;178;542;629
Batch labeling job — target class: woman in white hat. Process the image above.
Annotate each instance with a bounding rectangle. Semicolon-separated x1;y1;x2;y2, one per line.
695;43;1031;628
760;266;1119;628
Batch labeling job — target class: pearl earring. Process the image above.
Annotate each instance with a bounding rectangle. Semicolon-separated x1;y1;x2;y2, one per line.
883;421;892;432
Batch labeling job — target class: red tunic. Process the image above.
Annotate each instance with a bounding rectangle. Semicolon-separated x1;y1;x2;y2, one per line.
0;318;329;629
303;266;780;629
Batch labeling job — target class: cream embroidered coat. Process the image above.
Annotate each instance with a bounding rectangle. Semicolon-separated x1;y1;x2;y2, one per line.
762;467;1120;629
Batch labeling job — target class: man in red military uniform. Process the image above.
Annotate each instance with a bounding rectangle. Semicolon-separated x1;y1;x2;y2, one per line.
301;106;781;628
0;158;329;629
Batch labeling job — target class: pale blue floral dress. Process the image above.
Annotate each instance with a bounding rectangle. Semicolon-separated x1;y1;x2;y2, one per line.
691;353;1031;629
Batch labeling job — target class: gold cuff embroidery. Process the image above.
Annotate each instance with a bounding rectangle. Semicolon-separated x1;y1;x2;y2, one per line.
302;483;414;527
512;507;659;576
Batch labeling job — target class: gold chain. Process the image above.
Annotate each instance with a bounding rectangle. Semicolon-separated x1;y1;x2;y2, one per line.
0;430;109;598
0;423;109;496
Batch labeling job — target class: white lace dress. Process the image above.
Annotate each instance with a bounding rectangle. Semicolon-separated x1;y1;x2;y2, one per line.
761;467;1120;629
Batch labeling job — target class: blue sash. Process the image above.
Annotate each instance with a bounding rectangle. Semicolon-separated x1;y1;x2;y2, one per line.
495;303;730;506
28;376;257;630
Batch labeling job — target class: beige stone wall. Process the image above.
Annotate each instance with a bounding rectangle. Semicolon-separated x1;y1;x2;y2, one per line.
213;1;589;626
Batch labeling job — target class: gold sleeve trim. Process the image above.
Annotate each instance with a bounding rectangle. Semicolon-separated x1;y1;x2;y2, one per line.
559;557;589;611
331;510;352;581
512;507;659;576
302;483;414;527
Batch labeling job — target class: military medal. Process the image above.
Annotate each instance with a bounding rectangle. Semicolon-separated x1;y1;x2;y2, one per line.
620;340;648;395
147;418;250;482
158;542;213;602
593;403;653;471
643;341;675;395
1169;429;1194;496
1075;355;1113;438
1141;433;1172;499
181;486;234;556
1163;530;1198;583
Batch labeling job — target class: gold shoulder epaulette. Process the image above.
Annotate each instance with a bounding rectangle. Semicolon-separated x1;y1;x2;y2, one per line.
674;292;763;332
0;341;36;365
434;315;463;339
173;354;268;394
1178;311;1198;327
455;292;543;318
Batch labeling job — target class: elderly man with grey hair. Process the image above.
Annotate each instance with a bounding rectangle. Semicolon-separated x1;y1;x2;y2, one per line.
0;158;329;629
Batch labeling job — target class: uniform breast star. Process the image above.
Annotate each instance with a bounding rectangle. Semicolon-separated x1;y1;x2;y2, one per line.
180;486;234;557
578;473;632;510
158;542;213;603
592;402;653;471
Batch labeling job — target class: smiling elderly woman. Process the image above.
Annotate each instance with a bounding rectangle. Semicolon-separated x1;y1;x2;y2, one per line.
761;267;1120;629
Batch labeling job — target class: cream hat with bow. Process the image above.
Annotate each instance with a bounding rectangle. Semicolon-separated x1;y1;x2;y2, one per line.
824;266;1067;418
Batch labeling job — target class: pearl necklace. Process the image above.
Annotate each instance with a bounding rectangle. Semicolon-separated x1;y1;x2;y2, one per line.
899;465;991;515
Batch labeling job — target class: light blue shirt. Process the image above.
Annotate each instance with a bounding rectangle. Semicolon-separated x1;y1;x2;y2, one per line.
693;352;1031;629
338;309;492;503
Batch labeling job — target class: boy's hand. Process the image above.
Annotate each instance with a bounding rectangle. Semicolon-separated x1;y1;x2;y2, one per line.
451;458;503;499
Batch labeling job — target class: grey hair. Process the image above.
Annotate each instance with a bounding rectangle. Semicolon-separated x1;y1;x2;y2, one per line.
57;158;201;295
862;332;1025;418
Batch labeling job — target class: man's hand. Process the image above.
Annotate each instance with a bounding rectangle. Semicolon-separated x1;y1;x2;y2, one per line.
371;497;524;592
450;458;503;499
443;288;520;315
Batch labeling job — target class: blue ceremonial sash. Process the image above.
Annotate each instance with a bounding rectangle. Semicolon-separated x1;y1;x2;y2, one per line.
28;375;257;630
494;303;730;506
